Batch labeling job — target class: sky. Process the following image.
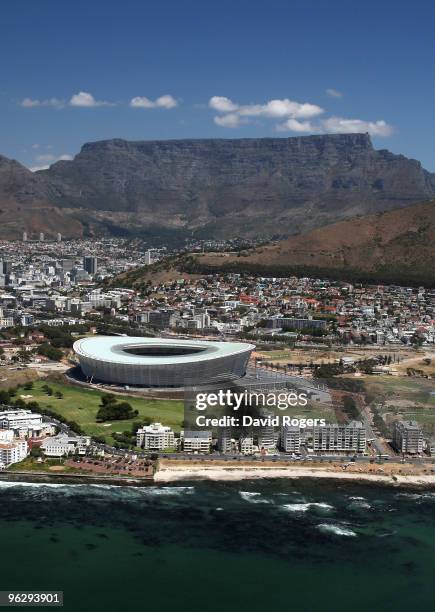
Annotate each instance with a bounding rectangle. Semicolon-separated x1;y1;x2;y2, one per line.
1;0;434;171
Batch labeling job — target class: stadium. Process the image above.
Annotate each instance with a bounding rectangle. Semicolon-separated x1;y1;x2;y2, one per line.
73;336;255;387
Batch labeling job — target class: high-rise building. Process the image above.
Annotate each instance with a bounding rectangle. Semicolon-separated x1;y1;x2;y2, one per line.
393;420;423;454
83;256;98;275
239;434;255;455
280;426;301;453
57;233;62;242
144;250;154;265
194;312;211;330
257;426;276;450
22;231;28;242
312;421;366;453
217;428;232;453
1;261;12;275
61;259;74;272
140;309;173;329
39;232;44;241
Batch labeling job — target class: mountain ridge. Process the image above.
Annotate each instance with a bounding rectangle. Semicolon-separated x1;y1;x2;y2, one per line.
0;134;434;240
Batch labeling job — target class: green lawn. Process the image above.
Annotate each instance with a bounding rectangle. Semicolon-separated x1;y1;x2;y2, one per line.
7;457;78;473
17;380;184;443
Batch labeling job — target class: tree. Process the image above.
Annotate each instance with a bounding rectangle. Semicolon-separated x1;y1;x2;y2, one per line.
0;390;10;405
30;445;43;458
342;396;359;420
100;393;117;406
38;344;63;361
96;399;138;422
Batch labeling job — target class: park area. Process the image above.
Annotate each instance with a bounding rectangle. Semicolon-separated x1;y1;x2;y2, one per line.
17;379;184;444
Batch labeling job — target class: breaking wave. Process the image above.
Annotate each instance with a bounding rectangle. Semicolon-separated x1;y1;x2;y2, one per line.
317;523;357;537
281;502;334;513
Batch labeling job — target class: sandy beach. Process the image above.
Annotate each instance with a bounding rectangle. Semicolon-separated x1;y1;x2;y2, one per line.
155;461;435;487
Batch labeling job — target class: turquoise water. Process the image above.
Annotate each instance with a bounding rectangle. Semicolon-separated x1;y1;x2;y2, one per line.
1;479;434;611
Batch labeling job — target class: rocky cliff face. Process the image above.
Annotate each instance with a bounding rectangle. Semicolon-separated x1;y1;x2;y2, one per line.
41;134;435;237
0;134;434;239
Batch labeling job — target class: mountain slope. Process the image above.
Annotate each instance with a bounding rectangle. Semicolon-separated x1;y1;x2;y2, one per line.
0;156;83;239
41;134;434;239
0;134;434;240
184;200;435;285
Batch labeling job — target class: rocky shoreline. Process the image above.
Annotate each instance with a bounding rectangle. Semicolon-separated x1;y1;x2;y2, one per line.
0;470;153;487
3;463;435;489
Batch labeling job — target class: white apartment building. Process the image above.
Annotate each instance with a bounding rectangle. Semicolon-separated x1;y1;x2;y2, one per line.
41;434;91;457
182;430;212;453
0;429;14;442
393;420;424;454
257;426;277;450
312;421;367;453
0;316;14;328
0;438;28;467
239;435;255;455
194;312;211;330
136;423;175;450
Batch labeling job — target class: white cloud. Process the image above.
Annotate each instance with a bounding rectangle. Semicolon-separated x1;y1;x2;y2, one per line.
156;95;178;109
276;118;314;133
326;88;343;98
209;96;239;112
130;94;178;109
214;113;242;128
21;98;40;108
320;117;393;137
29;153;73;172
69;91;112;107
210;95;324;129
130;96;154;108
209;94;393;137
276;115;393;137
239;99;324;119
20;97;64;108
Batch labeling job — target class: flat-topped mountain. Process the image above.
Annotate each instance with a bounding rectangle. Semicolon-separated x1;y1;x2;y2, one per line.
0;134;434;240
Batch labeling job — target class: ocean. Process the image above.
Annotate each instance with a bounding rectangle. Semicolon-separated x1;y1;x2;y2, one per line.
1;478;434;612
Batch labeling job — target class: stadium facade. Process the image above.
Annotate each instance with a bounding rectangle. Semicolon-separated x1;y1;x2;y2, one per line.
73;336;255;387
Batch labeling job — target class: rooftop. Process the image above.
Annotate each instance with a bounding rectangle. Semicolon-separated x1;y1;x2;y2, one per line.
73;336;255;366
